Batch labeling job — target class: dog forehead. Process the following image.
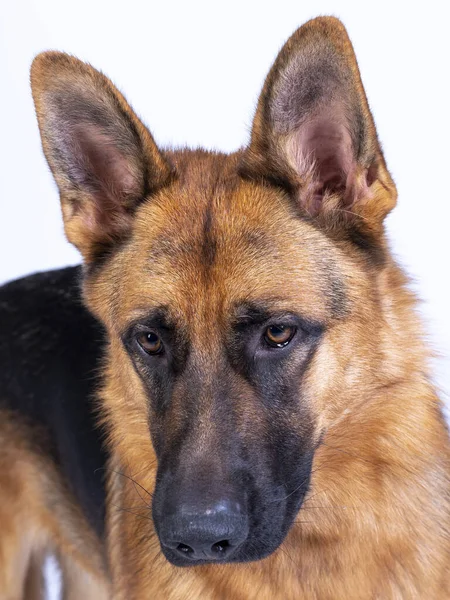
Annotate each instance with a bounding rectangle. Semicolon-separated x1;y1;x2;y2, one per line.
113;172;346;326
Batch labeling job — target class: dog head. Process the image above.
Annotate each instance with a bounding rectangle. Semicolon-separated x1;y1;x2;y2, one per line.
31;17;397;566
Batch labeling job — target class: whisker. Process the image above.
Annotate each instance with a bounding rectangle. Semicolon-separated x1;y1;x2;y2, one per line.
111;503;153;522
275;542;298;570
95;466;154;504
125;459;153;508
302;488;330;504
268;462;330;504
270;479;310;503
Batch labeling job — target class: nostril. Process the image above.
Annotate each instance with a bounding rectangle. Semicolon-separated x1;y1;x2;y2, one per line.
211;540;231;555
176;542;194;555
160;502;249;563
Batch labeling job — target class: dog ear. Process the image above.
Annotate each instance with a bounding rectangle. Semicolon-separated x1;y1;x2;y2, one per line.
31;52;174;263
240;17;397;235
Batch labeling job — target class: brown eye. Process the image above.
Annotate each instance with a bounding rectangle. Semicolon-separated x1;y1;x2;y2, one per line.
264;325;296;348
137;331;163;355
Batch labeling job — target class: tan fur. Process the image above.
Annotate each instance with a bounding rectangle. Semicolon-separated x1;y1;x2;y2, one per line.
2;15;449;600
0;412;109;599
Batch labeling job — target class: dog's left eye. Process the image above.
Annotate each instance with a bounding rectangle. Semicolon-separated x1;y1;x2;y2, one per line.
136;331;163;355
264;325;296;348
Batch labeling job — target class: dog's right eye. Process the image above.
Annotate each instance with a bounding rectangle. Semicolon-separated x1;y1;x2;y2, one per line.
264;325;296;348
136;331;163;355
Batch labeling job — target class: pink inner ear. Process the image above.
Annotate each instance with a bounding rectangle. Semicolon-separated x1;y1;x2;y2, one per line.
73;124;141;202
286;105;368;214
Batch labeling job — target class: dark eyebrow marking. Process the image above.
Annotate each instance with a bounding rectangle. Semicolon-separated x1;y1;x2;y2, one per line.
120;306;174;338
231;300;326;338
232;301;273;327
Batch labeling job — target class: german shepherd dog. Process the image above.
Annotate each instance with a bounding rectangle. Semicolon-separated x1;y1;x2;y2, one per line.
0;16;449;600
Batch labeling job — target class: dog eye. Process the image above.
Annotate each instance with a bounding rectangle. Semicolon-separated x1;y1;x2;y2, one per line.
136;331;163;355
264;325;296;348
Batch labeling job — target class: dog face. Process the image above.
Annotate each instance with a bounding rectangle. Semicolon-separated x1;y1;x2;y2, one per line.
110;168;330;565
31;17;397;566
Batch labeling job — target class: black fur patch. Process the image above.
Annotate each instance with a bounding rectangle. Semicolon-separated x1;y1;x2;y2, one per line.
0;266;108;538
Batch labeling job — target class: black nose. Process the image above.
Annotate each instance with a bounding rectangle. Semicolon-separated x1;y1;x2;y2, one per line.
159;500;249;562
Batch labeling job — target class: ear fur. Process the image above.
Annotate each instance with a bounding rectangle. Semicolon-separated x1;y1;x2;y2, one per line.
31;52;174;263
240;17;397;236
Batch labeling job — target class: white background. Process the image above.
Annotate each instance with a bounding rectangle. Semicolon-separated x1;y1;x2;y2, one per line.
1;1;449;597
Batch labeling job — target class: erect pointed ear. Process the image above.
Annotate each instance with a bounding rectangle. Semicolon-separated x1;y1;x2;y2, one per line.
240;17;397;236
31;52;174;263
